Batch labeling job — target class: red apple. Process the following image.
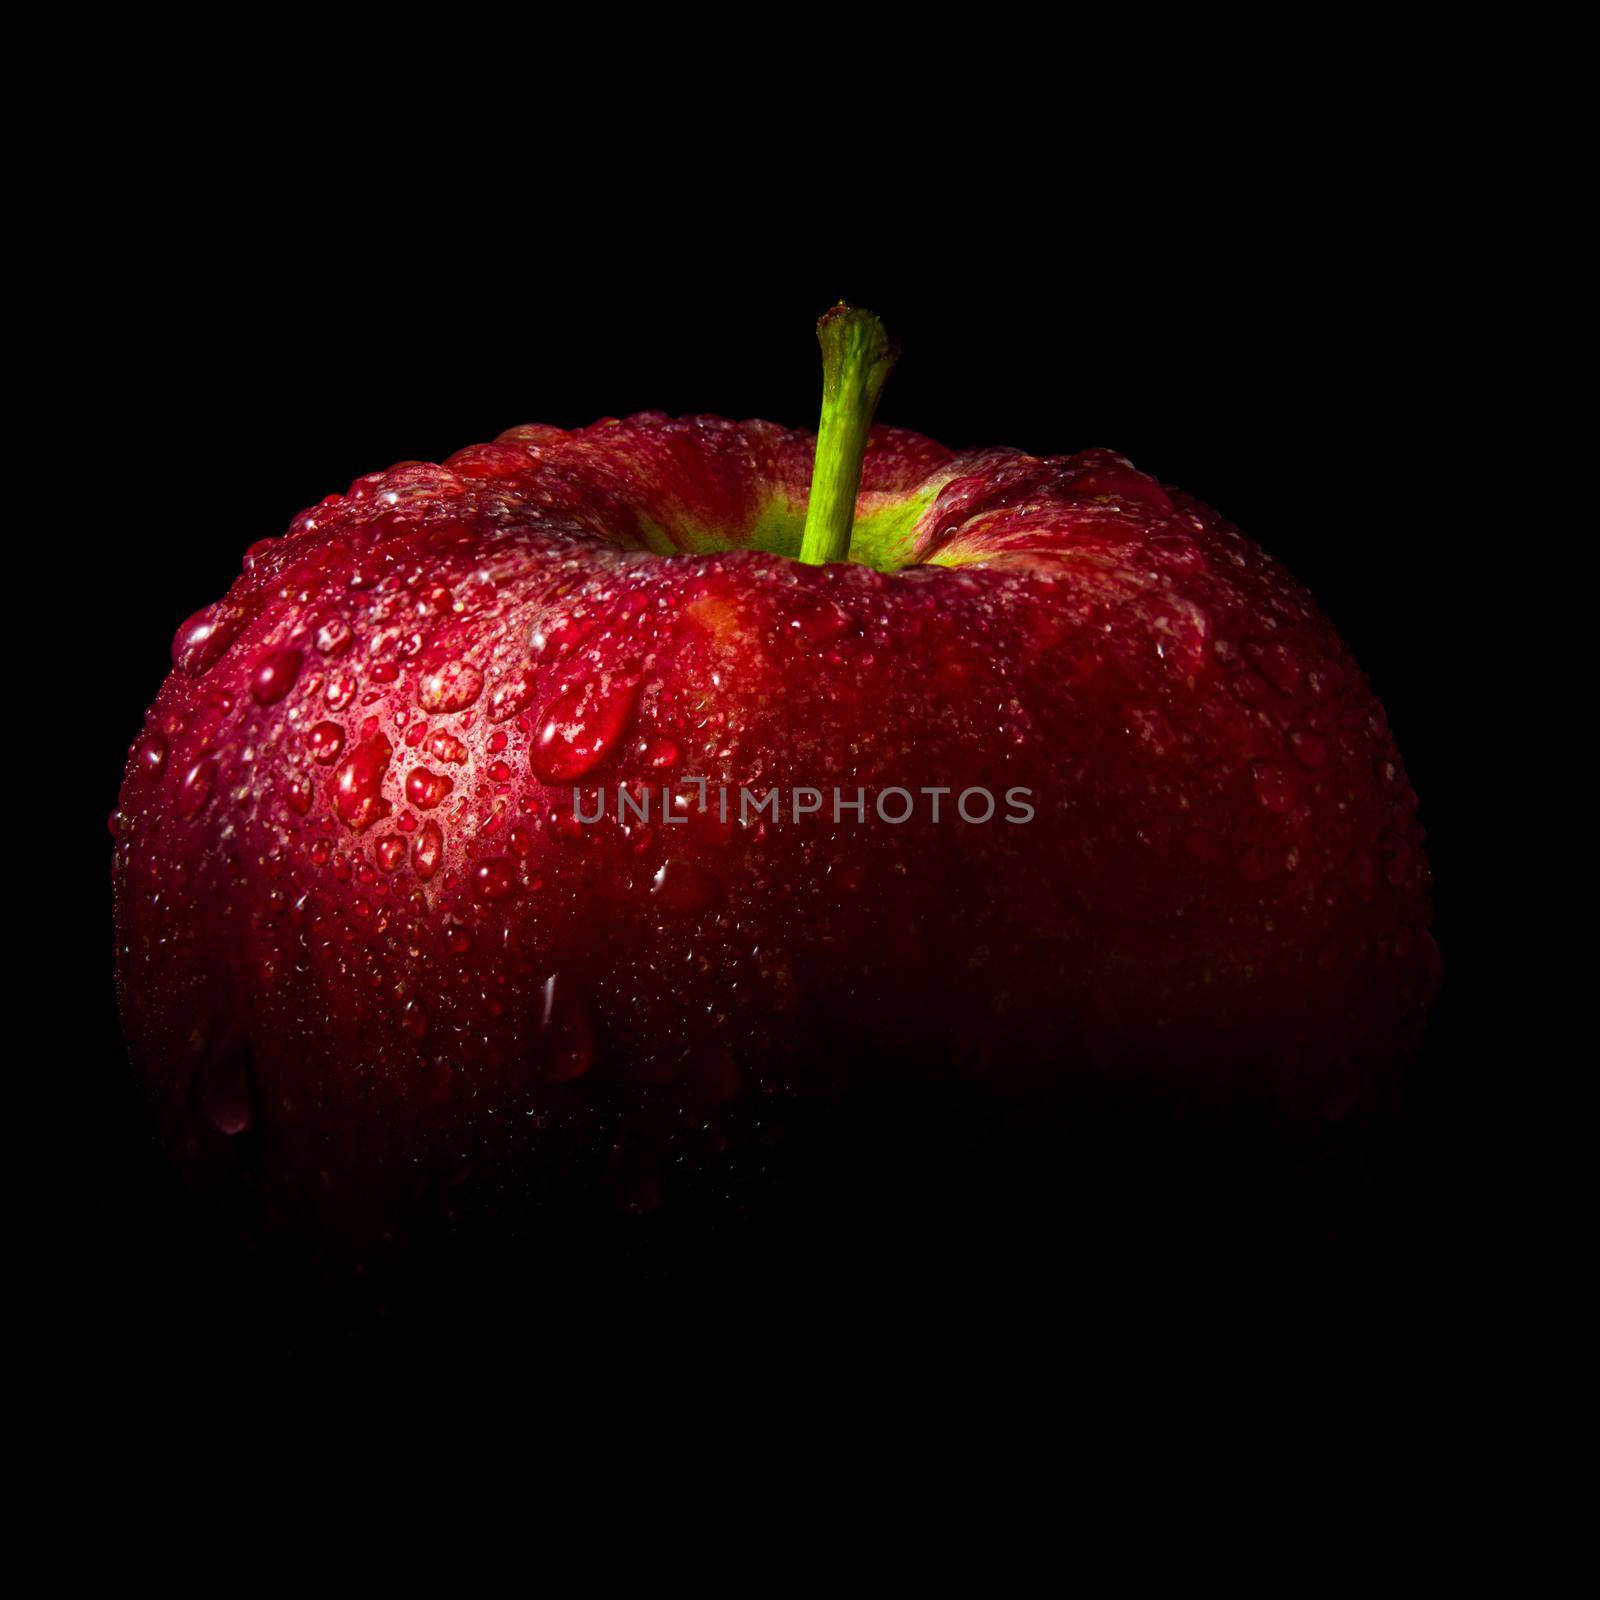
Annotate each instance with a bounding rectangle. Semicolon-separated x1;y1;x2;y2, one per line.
111;307;1437;1258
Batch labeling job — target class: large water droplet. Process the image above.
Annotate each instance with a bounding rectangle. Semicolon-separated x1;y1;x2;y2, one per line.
471;857;517;902
314;615;354;656
488;666;538;723
425;730;468;765
324;670;357;710
172;600;254;677
530;614;594;661
418;659;485;713
531;672;642;782
332;734;393;831
250;648;303;706
283;773;314;814
404;767;454;809
308;721;346;764
412;820;443;879
177;756;218;818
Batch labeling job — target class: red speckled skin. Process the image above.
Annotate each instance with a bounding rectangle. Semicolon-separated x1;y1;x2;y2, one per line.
113;415;1436;1257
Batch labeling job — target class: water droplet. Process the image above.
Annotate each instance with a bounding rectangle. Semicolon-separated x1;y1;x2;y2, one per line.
172;600;253;676
788;599;850;649
404;767;453;808
282;773;313;814
530;614;594;661
488;666;538;723
643;737;680;770
136;731;168;781
308;721;346;764
531;672;642;782
418;659;485;713
332;734;393;831
192;1031;254;1136
376;835;406;872
425;730;468;764
471;857;517;901
539;975;595;1081
250;648;303;706
412;820;443;879
314;615;354;656
177;756;218;817
324;670;357;710
243;536;278;574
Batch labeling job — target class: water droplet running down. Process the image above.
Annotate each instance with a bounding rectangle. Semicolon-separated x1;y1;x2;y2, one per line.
539;975;595;1081
191;1030;254;1136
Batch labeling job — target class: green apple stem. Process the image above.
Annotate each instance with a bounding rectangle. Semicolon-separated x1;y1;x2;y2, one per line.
798;303;899;566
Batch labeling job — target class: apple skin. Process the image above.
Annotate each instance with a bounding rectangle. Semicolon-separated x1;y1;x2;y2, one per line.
112;414;1437;1256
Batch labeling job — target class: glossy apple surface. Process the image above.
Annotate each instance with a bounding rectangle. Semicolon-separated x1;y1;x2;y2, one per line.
112;413;1437;1255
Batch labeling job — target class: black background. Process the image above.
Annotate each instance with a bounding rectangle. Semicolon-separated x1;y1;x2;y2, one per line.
68;128;1500;1369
